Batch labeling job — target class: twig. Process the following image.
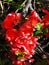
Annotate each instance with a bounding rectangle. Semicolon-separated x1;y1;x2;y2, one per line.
5;5;10;13
23;0;33;17
42;42;49;49
0;0;4;14
15;0;34;17
33;0;36;9
15;0;27;13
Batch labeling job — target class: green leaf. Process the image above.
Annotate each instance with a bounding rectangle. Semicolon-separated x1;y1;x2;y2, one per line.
6;0;13;2
12;1;17;6
35;30;43;36
43;28;48;33
36;23;42;30
18;5;23;10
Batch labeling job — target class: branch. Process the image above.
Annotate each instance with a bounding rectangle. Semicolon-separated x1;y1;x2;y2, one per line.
15;0;34;17
33;0;36;9
42;42;49;49
0;1;4;14
23;0;33;17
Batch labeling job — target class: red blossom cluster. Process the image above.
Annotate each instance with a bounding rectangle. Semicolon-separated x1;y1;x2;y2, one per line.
2;8;49;65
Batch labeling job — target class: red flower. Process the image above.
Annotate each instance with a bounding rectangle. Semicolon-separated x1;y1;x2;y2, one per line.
42;8;49;27
6;28;18;42
2;12;22;30
2;10;42;65
12;60;24;65
41;8;49;15
12;32;38;59
28;10;42;27
5;10;39;61
42;8;49;37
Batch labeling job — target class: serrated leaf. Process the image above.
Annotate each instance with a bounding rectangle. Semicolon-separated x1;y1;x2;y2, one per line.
36;23;42;30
